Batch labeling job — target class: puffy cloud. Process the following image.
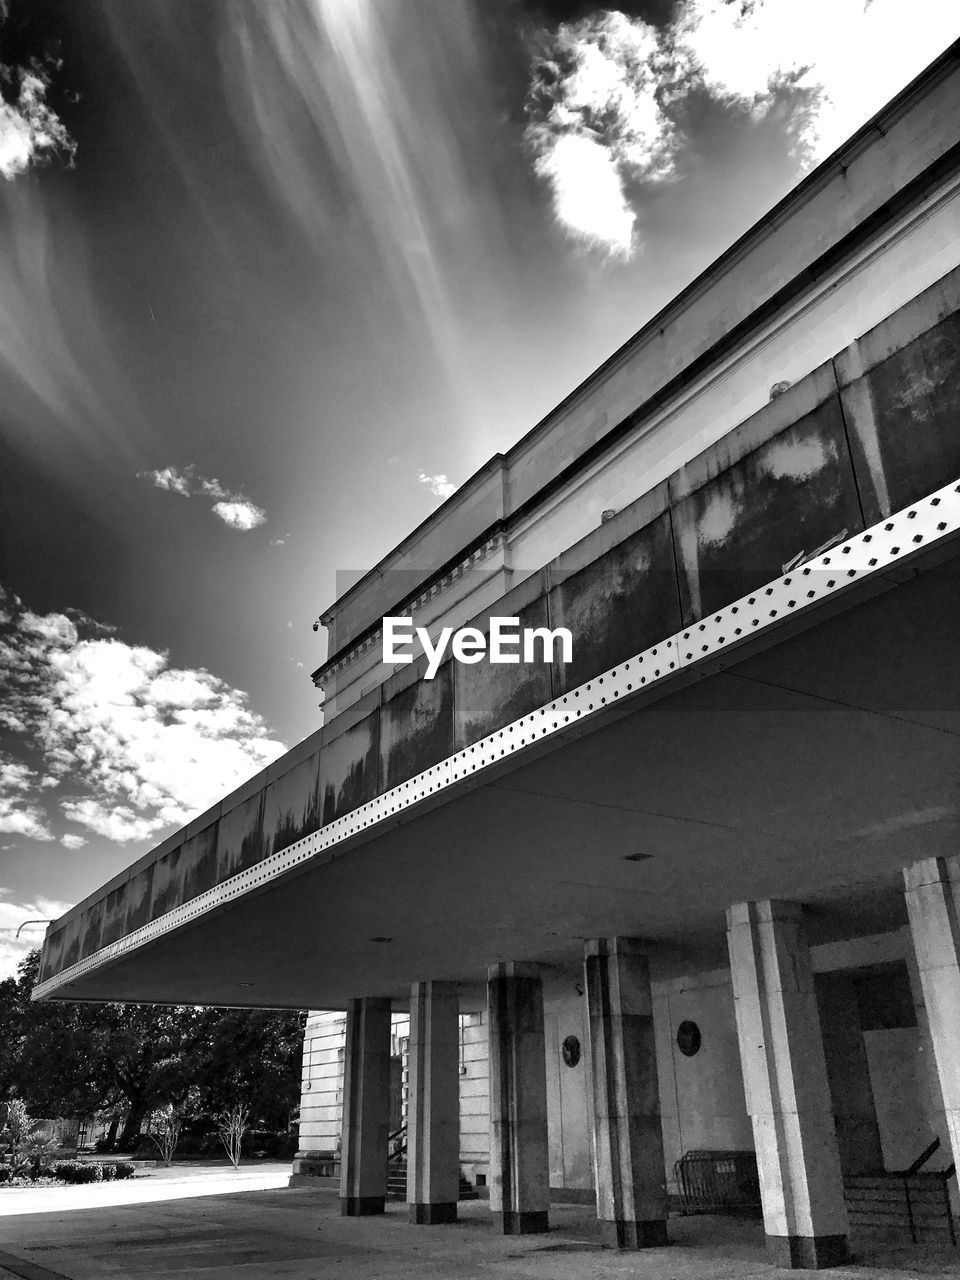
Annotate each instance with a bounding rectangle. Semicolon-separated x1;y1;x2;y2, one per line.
139;465;267;531
59;799;162;845
417;471;457;500
0;798;53;841
211;499;267;531
60;833;87;850
526;2;959;257
0;892;75;979
533;133;636;258
0;70;75;181
674;0;960;163
144;464;193;496
0;758;53;841
0;587;287;848
527;11;675;256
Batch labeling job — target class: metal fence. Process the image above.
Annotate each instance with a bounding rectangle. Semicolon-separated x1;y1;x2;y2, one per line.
674;1149;762;1216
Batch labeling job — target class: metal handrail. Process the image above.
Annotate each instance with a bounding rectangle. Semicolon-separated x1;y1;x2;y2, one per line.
889;1138;957;1246
942;1164;957;1247
387;1122;407;1164
894;1135;941;1178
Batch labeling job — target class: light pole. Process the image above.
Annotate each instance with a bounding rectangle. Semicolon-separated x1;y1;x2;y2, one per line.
14;919;52;939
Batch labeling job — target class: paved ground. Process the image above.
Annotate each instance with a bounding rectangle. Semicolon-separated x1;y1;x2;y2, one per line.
0;1167;957;1280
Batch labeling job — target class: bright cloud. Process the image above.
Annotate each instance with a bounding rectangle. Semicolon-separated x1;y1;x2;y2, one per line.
527;2;959;257
534;133;636;258
0;757;53;841
417;471;457;500
675;0;960;162
527;11;674;256
0;892;75;979
60;833;87;850
139;465;267;530
147;464;193;496
0;70;75;181
0;586;287;848
211;499;267;531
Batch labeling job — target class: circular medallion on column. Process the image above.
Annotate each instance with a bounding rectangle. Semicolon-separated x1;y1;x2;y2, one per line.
561;1035;581;1067
676;1020;702;1057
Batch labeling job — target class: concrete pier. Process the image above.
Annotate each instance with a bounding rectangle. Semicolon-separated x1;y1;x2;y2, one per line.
487;962;550;1234
726;901;848;1269
904;856;960;1175
584;937;668;1248
407;980;461;1224
339;997;392;1216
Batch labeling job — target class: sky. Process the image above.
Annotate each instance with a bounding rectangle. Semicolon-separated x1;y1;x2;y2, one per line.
0;0;957;976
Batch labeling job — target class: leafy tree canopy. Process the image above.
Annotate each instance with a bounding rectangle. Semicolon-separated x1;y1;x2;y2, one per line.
1;951;304;1143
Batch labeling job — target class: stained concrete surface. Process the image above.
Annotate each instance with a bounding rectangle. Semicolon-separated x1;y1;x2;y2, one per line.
0;1171;958;1280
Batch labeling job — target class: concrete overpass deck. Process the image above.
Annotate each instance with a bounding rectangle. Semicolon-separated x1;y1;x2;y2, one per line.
32;517;960;1009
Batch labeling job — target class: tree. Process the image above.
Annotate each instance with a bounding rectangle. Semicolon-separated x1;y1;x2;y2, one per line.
191;1007;305;1130
0;1099;57;1179
216;1104;249;1169
147;1102;184;1166
3;952;204;1143
2;951;305;1147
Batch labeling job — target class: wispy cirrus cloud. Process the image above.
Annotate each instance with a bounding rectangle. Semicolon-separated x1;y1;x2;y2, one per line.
417;470;457;500
139;463;267;530
526;2;959;258
0;586;286;847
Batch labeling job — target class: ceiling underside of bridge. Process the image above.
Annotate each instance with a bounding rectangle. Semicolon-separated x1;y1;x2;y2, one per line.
49;557;960;1010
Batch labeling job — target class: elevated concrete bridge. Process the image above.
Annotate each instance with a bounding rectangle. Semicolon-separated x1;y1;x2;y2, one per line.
36;42;960;1270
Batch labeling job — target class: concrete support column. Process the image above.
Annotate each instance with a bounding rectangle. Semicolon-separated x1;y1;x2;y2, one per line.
487;962;550;1234
407;981;460;1224
904;856;960;1173
339;997;391;1216
583;937;668;1249
726;901;848;1269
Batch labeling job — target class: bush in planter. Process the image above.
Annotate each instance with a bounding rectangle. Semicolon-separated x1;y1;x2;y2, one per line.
53;1161;104;1184
0;1166;11;1184
100;1163;117;1180
115;1162;136;1180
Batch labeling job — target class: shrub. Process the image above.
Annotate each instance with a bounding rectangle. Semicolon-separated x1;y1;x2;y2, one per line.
22;1133;59;1181
52;1161;104;1184
115;1162;136;1180
100;1163;117;1180
0;1166;11;1184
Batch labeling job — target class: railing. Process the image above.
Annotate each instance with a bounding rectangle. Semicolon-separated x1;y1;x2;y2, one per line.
892;1138;956;1246
674;1150;761;1216
846;1137;957;1246
387;1123;407;1165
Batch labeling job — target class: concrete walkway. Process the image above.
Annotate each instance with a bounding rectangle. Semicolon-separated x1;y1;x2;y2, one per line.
0;1162;293;1217
0;1171;957;1279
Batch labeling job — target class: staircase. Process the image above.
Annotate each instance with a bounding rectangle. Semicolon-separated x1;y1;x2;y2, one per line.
843;1139;957;1245
386;1158;480;1202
